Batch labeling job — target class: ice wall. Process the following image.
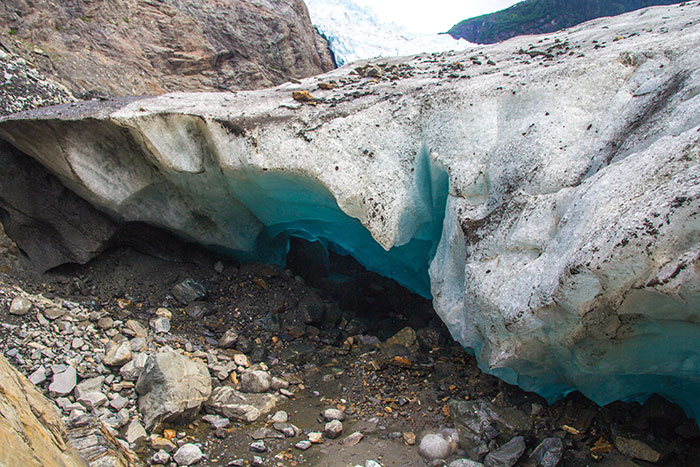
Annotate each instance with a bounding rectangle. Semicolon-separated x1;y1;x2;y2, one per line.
1;1;699;423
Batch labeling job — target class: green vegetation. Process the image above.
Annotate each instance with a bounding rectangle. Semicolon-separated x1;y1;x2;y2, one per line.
447;0;682;44
8;29;17;36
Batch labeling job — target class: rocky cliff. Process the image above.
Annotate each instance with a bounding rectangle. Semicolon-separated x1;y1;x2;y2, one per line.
448;0;682;44
0;0;335;98
1;1;699;422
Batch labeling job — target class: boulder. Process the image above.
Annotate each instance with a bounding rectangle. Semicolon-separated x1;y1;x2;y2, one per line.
135;350;212;430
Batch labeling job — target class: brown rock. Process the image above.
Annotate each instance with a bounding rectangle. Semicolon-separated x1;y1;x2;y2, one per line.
292;90;314;102
0;354;86;467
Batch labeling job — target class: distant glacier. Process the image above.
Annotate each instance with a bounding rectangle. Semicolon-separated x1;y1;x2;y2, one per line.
304;0;471;65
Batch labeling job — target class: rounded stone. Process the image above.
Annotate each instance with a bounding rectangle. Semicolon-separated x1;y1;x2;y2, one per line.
9;296;32;316
173;443;203;466
419;433;453;460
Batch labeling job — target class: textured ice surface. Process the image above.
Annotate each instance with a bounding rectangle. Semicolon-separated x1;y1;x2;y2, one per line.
305;0;470;65
1;2;699;420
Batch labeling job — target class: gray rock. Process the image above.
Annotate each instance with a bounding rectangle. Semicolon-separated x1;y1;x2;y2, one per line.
120;352;148;381
103;340;132;367
185;302;210;319
218;327;239;349
205;386;277;423
250;427;284;440
74;376;105;400
43;306;66;320
125;418;147;444
202;414;230;429
449;460;484;467
530;437;563;467
28;366;46;385
135;351;212;430
151;450;171;464
48;365;77;397
173;443;203;466
450;399;531;449
9;296;32;316
130;337;147;352
322;408;345;421
249;440;267;452
77;391;108;410
273;422;300;437
96;317;113;329
484;436;526;467
240;369;271;393
171;279;207;305
125;320;148;338
419;433;453;460
151;316;171;334
109;395;129;411
325;419;343;439
614;436;662;463
270;376;289;390
270;410;288;424
295;440;312;450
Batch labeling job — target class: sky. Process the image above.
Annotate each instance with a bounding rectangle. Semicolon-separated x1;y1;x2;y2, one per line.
351;0;522;34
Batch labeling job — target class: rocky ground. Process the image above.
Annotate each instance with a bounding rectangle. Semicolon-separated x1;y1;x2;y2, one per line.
0;225;698;467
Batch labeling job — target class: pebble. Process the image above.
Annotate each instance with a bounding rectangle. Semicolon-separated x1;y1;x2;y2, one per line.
419;433;453;460
9;296;32;315
240;369;271;393
125;419;147;444
308;432;324;444
403;431;416;445
151;435;177;453
173;443;203;466
44;307;66;320
151;450;171;464
614;436;662;463
484;436;526;467
109;395;129;411
103;340;132;367
295;440;312;450
48;365;77;397
249;440;267;452
342;431;364;446
97;317;114;329
325;419;343;439
151;316;171;334
530;437;563;467
270;410;288;423
218;328;239;348
28;366;46;385
202;414;230;429
171;279;207;305
449;460;485;467
322;408;345;421
77;391;108;410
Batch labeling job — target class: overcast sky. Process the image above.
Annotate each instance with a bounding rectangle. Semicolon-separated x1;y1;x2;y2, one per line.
351;0;522;34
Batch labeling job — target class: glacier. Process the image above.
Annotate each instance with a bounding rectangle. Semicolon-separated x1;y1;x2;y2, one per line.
1;2;699;421
304;0;471;65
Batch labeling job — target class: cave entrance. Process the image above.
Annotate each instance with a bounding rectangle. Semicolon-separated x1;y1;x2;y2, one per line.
285;236;446;342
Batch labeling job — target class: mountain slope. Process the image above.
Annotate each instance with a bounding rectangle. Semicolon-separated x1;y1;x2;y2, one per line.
0;0;335;97
448;0;682;44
